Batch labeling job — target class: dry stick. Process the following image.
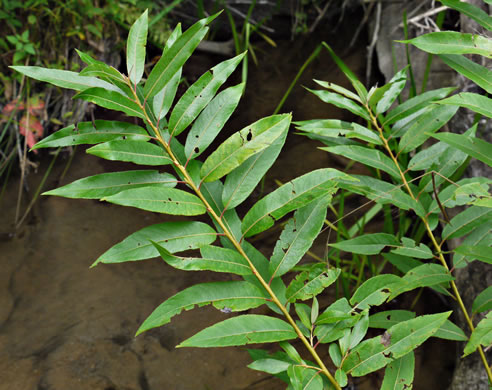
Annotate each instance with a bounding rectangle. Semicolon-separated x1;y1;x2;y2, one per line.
127;80;342;390
366;105;492;384
366;1;382;85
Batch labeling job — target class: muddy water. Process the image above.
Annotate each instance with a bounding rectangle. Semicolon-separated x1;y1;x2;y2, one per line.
0;27;453;390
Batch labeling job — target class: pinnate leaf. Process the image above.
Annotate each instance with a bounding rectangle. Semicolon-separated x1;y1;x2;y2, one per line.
136;281;265;335
178;315;297;348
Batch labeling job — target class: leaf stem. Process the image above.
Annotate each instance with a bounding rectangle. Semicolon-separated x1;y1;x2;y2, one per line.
367;105;492;383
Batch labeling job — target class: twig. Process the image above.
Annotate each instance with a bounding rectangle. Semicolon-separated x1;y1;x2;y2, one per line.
366;1;382;85
396;5;448;29
309;0;333;33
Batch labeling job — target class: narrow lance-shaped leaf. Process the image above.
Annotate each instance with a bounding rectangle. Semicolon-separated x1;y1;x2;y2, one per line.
452;224;492;268
434;320;468;341
454;245;492;265
440;0;492;31
391;237;433;259
80;63;132;96
241;168;351;237
321;145;401;180
93;221;216;266
144;13;220;100
136;281;266;336
270;196;330;278
442;206;492;240
472;286;492;314
401;32;492;59
152;242;252;275
178;315;297;348
152;24;183;120
201;114;291;182
74;87;146;119
286;264;340;302
102;186;206;216
398;104;458;153
86;140;173;166
306;88;370;121
369;310;416;329
314;79;361;102
10;65;121;93
463;312;492;357
387;264;454;301
439;54;492;94
350;274;402;310
185;83;244;159
126;10;148;85
380;352;415;390
329;233;399;256
342;312;451;377
169;52;245;137
43;170;176;199
222;129;287;210
370;68;407;115
383;87;455;125
32;120;149;150
438;92;492;119
432;132;492;167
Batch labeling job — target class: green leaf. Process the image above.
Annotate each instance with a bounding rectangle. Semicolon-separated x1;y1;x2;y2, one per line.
349;311;369;349
184;83;244;159
369;310;416;329
440;0;492;31
10;65;121;92
321;145;401;179
136;281;265;335
322;43;368;101
434;320;467;341
442;206;492;240
126;10;148;84
316;298;355;325
313;79;361;102
102;187;206;215
222;130;287;209
398;104;458;153
152;242;252;275
432;132;492;167
144;13;220;99
329;233;399;255
452;224;492;268
383;253;423;274
438;92;492;118
451;182;491;207
454;245;492;265
178;314;297;348
306;88;370;120
286;264;340;302
387;264;453;301
391;237;433;259
343;312;451;376
269;197;330;278
168;53;245;136
201;114;291;182
402;32;492;58
79;63;131;95
463;312;492;357
93;221;216;265
473;286;492;314
74;87;145;119
295;303;312;330
32;120;149;150
241;168;349;237
380;352;415;390
384;87;455;125
86;140;172;165
370;68;407;114
294;119;382;145
350;274;402;310
439;54;492;94
338;175;424;216
335;369;348;388
43;170;175;199
248;358;290;375
153;70;181;120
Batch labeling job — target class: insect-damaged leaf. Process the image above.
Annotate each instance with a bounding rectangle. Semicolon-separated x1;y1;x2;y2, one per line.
178;315;297;348
242;168;351;237
136;281;266;335
201;114;291;182
380;352;415;390
342;312;450;376
286;264;340;302
329;233;399;255
93;221;216;265
102;187;206;215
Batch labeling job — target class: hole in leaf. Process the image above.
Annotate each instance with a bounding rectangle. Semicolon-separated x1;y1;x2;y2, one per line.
122;135;127;140
194;147;199;154
168;197;172;201
246;130;252;142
